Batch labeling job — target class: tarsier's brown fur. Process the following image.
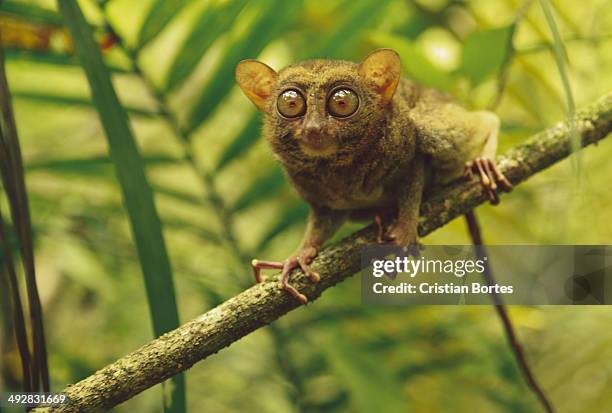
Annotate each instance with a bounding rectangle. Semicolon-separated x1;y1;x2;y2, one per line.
236;49;511;303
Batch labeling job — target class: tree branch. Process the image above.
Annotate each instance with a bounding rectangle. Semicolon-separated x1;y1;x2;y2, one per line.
35;92;612;413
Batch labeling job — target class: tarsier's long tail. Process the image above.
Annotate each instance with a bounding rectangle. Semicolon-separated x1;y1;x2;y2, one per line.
464;211;555;413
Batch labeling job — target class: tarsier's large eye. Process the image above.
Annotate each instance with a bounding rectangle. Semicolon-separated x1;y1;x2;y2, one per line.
277;89;306;118
327;88;359;118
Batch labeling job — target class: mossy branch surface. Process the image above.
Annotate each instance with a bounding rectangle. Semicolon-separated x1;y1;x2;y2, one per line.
35;92;612;413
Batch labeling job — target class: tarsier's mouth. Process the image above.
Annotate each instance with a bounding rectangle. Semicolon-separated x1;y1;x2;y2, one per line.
298;136;338;157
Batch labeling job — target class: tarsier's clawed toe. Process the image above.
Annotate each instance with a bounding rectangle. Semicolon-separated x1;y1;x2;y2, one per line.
251;246;320;305
280;248;320;304
251;259;282;284
278;266;309;304
374;213;385;244
464;157;512;205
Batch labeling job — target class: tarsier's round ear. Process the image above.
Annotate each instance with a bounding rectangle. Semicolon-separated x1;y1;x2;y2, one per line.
235;60;278;112
358;49;401;104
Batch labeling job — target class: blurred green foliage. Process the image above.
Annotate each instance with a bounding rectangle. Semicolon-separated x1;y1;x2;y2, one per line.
1;0;612;412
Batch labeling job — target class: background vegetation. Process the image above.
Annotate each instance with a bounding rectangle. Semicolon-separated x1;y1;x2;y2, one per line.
1;0;611;412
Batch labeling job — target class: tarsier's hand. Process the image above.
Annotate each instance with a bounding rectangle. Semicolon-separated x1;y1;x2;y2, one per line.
374;213;419;247
373;215;422;258
464;157;512;204
251;246;320;304
385;221;418;246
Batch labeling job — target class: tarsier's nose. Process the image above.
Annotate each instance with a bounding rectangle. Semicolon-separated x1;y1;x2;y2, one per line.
302;114;323;142
297;111;337;156
304;125;322;141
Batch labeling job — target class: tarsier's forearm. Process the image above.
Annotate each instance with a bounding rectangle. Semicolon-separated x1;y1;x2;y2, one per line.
300;206;349;250
398;155;425;222
379;154;425;245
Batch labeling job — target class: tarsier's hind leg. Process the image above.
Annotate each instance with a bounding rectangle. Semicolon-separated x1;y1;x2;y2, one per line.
464;112;512;204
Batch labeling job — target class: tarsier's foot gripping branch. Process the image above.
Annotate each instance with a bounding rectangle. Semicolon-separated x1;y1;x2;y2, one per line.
252;246;319;304
236;48;512;303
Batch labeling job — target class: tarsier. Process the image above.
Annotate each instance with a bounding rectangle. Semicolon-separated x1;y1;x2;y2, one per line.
235;49;512;303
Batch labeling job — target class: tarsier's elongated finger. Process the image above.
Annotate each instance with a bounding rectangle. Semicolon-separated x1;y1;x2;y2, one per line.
488;188;500;205
478;159;500;204
481;159;497;191
487;158;513;190
474;160;497;203
465;158;512;204
474;158;491;189
375;213;385;244
297;255;320;283
279;259;308;304
251;259;283;283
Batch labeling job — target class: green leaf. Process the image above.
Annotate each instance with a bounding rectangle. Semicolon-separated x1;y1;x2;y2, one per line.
137;0;190;49
215;112;260;170
539;0;579;166
4;49;130;73
256;201;308;252
398;5;440;40
232;168;284;212
185;0;303;134
460;25;515;85
310;0;392;59
162;217;220;245
13;91;159;118
320;331;409;413
26;154;179;173
164;0;249;92
153;184;207;208
0;0;64;25
369;32;453;91
57;2;185;412
25;155;209;210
